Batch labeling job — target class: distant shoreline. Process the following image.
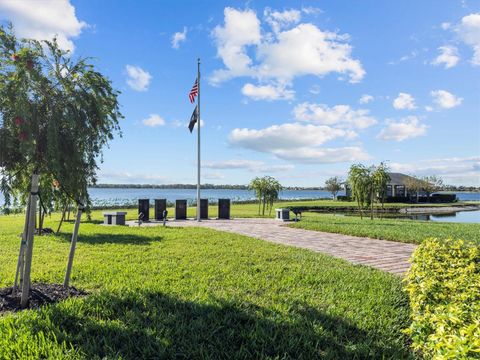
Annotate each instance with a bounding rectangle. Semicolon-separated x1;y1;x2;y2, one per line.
90;184;480;192
90;184;325;191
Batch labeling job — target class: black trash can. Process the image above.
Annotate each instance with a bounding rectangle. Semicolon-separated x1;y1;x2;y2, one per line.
200;198;208;219
218;198;230;219
154;199;167;221
175;200;187;220
138;199;150;222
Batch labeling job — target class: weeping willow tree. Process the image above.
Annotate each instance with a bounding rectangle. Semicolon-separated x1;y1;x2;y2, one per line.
0;25;122;306
348;163;390;220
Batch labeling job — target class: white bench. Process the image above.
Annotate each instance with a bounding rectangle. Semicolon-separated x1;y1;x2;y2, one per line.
103;212;127;225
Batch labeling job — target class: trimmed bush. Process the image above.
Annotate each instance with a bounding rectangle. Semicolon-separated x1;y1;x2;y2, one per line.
336;195;352;201
404;238;480;359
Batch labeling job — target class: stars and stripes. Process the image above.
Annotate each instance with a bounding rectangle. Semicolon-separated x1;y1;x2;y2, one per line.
189;78;198;103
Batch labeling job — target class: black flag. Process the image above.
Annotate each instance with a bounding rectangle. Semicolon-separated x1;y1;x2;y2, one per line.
188;106;198;133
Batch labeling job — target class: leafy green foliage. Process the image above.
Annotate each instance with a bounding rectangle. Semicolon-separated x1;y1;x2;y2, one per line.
324;176;343;200
0;25;122;211
0;211;412;358
404;238;480;359
348;163;390;219
248;176;282;215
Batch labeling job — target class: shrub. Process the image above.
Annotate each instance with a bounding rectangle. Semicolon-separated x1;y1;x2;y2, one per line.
404;238;480;359
336;195;351;201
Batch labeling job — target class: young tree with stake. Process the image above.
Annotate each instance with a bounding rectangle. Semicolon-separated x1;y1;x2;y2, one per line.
0;25;122;306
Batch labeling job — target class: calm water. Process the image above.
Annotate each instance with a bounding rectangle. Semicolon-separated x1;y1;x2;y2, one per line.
87;188;342;206
1;188;479;223
86;188;479;205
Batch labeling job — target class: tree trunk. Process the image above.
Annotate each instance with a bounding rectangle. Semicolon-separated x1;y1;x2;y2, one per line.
14;199;32;292
64;205;83;288
370;189;374;220
20;173;39;308
56;203;68;234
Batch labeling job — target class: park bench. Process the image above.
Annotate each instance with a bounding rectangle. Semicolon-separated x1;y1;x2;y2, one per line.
103;211;127;225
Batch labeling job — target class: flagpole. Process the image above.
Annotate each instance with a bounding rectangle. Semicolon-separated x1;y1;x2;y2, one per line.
196;58;201;222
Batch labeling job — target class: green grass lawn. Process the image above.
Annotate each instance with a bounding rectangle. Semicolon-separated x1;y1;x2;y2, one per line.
0;212;412;359
289;212;480;245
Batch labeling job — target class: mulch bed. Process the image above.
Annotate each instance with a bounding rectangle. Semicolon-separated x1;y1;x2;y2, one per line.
0;283;87;314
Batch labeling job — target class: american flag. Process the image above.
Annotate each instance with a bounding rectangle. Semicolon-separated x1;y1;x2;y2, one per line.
189;78;198;103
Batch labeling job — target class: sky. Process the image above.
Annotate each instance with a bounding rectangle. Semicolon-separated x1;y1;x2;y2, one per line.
0;0;479;186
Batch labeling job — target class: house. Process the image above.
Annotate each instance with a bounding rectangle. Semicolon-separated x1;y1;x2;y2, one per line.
345;172;421;199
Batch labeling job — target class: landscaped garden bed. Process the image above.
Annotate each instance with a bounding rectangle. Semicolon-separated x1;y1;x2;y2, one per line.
0;283;86;314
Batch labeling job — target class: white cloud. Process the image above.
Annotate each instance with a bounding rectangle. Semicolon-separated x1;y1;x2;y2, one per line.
204;159;294;173
125;65;152;91
264;8;301;33
430;90;463;109
142;114;165;127
301;6;323;15
377;116;427;141
0;0;86;52
390;156;480;186
441;22;451;30
204;173;226;180
293;103;377;129
457;13;480;66
171;27;187;49
98;171;170;184
393;92;416;110
425;106;434;112
241;83;294;101
227;122;368;163
211;8;261;83
210;7;365;87
272;146;370;163
229;123;356;152
359;94;374;104
431;45;460;68
256;23;365;83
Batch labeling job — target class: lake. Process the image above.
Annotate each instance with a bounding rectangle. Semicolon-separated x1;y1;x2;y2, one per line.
86;188;479;205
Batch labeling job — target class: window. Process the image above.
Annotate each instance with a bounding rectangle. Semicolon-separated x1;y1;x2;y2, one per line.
386;185;393;197
395;185;406;197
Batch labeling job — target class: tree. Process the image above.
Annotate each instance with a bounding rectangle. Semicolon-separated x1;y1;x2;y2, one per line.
371;163;390;217
325;176;343;200
404;175;424;203
0;25;122;305
348;163;390;220
249;176;282;216
348;164;370;219
421;175;444;202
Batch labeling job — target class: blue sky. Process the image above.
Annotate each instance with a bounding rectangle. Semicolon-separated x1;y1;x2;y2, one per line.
1;0;479;186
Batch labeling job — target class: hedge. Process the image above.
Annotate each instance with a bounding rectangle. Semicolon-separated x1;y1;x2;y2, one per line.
404;238;480;359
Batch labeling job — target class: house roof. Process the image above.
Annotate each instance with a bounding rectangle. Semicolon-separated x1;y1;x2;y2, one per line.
387;172;417;185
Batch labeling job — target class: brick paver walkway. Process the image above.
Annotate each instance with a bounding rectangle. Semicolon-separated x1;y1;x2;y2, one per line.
129;218;416;276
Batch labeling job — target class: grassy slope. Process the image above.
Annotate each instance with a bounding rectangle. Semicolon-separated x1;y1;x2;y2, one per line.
0;213;412;359
289;213;480;245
